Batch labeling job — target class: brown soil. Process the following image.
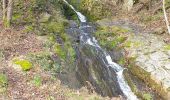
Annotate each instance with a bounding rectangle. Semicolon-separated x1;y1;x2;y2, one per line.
0;26;43;60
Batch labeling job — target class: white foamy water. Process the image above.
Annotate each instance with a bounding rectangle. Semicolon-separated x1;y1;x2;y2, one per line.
63;0;86;22
62;0;138;99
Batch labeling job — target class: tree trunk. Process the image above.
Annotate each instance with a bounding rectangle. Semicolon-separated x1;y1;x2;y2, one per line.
2;0;7;21
163;0;170;34
123;0;134;11
6;0;13;27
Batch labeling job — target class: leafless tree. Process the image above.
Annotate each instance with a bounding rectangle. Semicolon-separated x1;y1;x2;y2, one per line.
163;0;170;34
2;0;14;27
2;0;7;21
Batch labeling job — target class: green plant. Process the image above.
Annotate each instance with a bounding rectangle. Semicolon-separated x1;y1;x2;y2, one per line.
14;59;32;71
143;93;152;100
24;25;34;33
32;75;42;86
46;22;64;33
0;74;8;87
27;53;53;70
53;43;66;60
123;41;132;48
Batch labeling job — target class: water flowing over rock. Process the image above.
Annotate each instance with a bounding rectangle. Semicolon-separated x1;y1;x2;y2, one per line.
63;0;138;99
76;44;123;97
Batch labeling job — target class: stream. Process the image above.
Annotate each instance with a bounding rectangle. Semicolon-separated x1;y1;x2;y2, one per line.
63;0;138;99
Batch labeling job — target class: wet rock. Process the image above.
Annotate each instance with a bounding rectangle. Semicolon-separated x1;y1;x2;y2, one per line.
76;44;123;97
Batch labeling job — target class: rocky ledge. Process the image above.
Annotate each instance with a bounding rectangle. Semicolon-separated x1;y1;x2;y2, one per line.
125;32;170;99
97;19;170;99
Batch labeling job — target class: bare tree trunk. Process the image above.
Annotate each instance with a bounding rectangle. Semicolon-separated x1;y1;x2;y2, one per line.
123;0;134;11
2;0;7;21
163;0;170;34
6;0;13;27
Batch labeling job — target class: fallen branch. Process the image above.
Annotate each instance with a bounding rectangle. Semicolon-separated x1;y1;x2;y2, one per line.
163;0;170;34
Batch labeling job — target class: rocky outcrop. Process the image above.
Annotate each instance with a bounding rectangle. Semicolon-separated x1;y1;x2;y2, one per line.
125;33;170;99
96;19;170;99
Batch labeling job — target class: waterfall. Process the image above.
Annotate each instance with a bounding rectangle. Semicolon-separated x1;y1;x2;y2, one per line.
63;0;138;99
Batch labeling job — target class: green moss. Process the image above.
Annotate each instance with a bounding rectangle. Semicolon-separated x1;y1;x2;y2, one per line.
124;70;153;100
127;59;167;99
14;59;32;71
164;45;170;50
94;26;129;50
53;43;66;60
67;46;76;63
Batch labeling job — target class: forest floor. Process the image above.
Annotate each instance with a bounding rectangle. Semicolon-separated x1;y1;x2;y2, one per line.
0;24;111;99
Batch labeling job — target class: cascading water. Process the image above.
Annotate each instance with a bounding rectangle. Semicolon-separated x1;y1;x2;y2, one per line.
63;0;138;99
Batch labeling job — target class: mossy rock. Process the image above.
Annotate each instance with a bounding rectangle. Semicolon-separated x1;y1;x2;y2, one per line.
13;59;32;71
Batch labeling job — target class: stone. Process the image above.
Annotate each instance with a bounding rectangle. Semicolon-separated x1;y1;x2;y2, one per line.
149;51;168;61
